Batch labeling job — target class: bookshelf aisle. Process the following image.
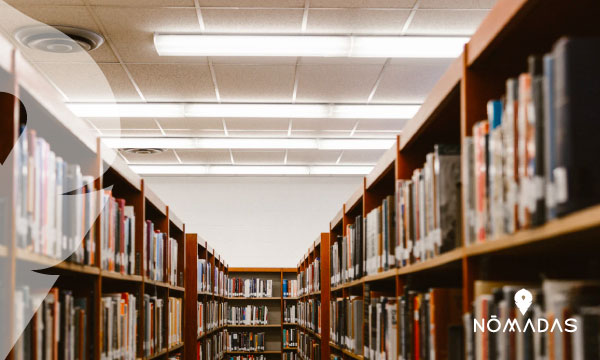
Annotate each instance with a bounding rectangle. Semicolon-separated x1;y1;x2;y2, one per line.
291;1;600;359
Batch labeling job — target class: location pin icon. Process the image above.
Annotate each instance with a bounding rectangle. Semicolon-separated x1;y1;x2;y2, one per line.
514;288;533;315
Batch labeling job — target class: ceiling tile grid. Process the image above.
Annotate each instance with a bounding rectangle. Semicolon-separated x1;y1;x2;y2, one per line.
4;0;497;172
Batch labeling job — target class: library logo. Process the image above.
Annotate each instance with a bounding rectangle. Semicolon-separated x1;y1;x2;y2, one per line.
514;288;533;315
474;288;578;334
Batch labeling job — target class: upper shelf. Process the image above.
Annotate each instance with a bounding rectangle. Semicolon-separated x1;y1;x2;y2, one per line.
365;138;397;189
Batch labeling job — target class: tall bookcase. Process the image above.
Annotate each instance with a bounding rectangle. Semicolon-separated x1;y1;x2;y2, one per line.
301;1;600;359
0;32;189;359
297;233;330;360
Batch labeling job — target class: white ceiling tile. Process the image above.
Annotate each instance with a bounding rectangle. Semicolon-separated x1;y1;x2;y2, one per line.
339;149;384;164
214;65;295;102
355;118;406;131
309;0;415;8
352;130;397;138
89;117;159;129
228;130;289;137
98;63;143;101
35;62;121;102
225;118;290;131
127;64;216;101
120;149;180;164
157;118;224;130
202;9;303;33
305;9;410;35
295;64;382;103
290;129;351;137
101;129;164;136
6;5;118;62
292;118;357;131
198;0;304;7
211;57;299;66
163;129;226;136
6;0;84;5
93;6;205;63
232;150;286;164
176;149;232;164
371;58;452;103
89;0;194;6
298;57;386;66
286;150;341;165
406;9;488;35
419;0;496;9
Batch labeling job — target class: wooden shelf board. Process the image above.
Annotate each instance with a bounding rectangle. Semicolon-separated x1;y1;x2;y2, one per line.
101;144;142;191
397;247;464;276
283;347;298;351
15;249;100;275
168;343;184;352
144;184;167;216
144;278;169;288
299;325;321;339
465;204;600;258
362;268;397;283
198;325;226;340
283;297;299;301
168;209;184;232
229;267;285;273
328;342;363;360
399;55;462;151
330;208;344;231
169;284;185;292
101;270;143;282
282;323;298;326
331;278;363;292
345;185;364;216
365;143;397;190
145;348;167;360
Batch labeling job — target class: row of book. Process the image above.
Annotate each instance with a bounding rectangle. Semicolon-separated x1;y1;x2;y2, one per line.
298;258;320;295
227;278;273;298
226;331;266;352
298;299;321;333
329;296;363;354
283;279;298;298
168;297;183;348
284;302;297;324
298;331;320;360
396;144;462;264
13;287;89;360
101;292;138;360
228;356;266;360
198;300;227;336
198;259;227;296
465;37;600;244
227;305;269;325
143;294;164;357
100;191;136;275
283;352;298;360
198;329;226;360
466;279;600;360
15;128;97;265
283;328;298;348
144;220;166;282
331;216;363;287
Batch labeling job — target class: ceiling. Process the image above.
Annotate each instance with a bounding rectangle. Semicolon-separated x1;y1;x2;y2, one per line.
5;0;495;173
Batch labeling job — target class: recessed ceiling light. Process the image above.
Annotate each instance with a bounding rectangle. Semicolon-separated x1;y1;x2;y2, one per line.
153;34;468;58
68;103;420;119
15;25;104;53
102;137;395;150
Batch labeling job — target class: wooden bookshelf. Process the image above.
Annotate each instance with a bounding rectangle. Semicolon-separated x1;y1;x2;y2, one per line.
0;36;192;360
314;1;600;359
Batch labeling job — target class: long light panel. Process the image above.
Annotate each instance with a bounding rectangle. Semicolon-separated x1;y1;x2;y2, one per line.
102;137;395;150
131;165;373;176
154;34;468;58
68;103;420;119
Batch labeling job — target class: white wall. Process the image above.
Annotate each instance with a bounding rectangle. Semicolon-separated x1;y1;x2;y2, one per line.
143;176;362;267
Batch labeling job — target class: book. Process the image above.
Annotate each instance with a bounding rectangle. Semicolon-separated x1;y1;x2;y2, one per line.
227;278;273;298
101;292;137;360
227;304;268;325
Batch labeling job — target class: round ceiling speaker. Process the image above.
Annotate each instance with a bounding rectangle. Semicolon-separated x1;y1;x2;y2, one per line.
122;148;165;155
15;25;105;53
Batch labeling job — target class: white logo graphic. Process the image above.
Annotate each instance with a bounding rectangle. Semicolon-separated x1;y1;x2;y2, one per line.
514;288;533;315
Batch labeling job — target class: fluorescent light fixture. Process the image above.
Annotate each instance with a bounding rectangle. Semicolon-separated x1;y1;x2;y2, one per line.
130;165;373;176
68;103;419;119
154;34;468;58
102;137;395;150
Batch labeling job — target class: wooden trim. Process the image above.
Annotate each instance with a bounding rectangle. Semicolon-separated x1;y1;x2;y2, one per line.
345;185;364;215
143;180;167;216
365;143;396;189
329;207;344;231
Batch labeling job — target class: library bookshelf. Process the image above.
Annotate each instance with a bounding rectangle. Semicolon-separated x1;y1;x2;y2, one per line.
296;233;330;360
296;0;600;359
0;32;188;359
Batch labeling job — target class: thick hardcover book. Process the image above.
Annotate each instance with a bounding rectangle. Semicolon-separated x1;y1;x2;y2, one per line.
552;37;600;216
